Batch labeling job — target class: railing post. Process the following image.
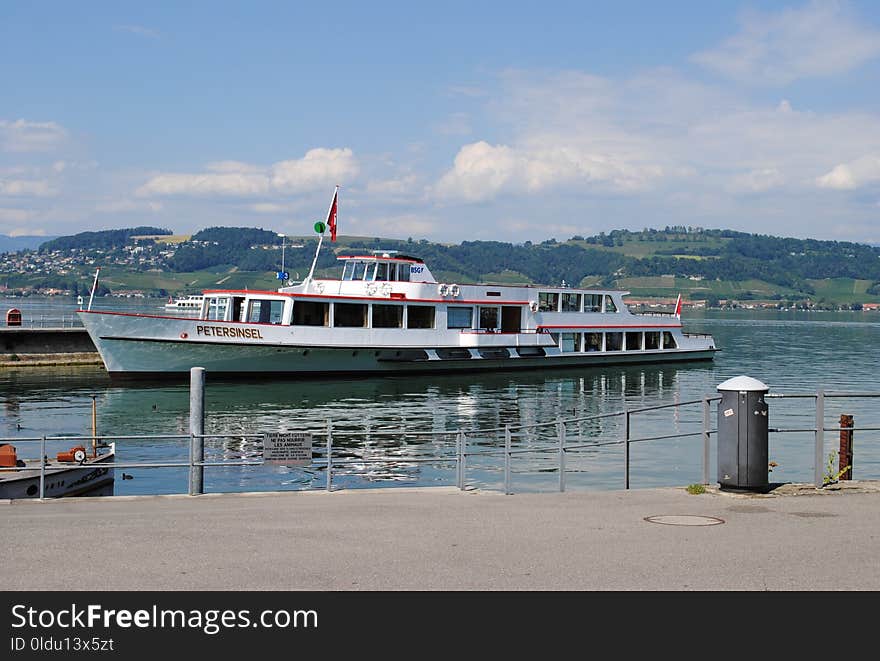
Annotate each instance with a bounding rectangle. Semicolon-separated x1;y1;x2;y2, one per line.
504;425;512;495
326;419;333;492
702;396;710;485
814;390;825;488
557;417;566;492
188;366;205;495
457;431;467;490
624;408;631;490
39;435;46;499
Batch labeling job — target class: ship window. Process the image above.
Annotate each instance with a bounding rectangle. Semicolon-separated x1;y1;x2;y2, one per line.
625;332;642;351
334;303;368;327
663;331;677;349
645;331;660;350
605;332;623;351
342;262;354;281
604;295;617;313
561;293;581;312
538;292;559;312
397;264;411;282
247;299;284;324
447;306;473;329
352;262;367;281
478;306;499;330
293;301;329;326
406;305;435;329
372;304;403;328
364;263;377;281
207;297;229;321
584;332;602;352
585;294;602;312
375;262;389;281
232;297;246;322
561;332;579;352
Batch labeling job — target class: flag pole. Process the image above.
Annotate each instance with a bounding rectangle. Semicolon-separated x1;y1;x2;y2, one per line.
87;267;100;311
304;232;324;286
304;186;338;286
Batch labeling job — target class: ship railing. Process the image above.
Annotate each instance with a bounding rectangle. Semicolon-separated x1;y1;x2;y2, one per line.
3;389;878;498
5;314;85;328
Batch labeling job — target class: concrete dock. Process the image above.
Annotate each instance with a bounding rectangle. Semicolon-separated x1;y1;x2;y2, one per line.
3;481;880;591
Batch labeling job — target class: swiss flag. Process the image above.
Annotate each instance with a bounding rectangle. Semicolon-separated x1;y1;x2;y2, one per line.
327;187;338;242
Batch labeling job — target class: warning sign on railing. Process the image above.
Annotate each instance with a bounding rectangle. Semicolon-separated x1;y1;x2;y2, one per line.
262;432;312;465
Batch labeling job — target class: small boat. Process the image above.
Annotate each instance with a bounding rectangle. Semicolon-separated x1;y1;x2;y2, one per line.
78;188;717;379
0;442;115;499
163;294;205;314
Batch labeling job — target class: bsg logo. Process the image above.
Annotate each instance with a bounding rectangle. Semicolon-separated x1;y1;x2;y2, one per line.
410;266;424;274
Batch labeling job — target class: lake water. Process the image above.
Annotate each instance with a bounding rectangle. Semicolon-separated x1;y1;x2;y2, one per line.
2;296;879;495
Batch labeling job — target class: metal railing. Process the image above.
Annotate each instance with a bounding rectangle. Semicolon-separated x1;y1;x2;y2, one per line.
2;380;879;499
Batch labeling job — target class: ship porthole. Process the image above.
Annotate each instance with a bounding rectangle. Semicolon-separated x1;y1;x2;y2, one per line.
352;351;358;357
302;349;309;356
27;484;38;496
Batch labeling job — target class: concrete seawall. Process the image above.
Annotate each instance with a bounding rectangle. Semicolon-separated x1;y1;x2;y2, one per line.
0;327;101;366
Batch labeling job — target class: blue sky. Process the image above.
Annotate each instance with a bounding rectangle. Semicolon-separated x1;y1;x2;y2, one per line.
2;1;880;243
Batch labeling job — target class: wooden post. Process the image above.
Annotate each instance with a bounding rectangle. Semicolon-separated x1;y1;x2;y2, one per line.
839;414;853;481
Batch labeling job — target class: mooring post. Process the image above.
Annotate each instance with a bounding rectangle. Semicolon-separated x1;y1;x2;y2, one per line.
188;366;205;495
839;414;853;481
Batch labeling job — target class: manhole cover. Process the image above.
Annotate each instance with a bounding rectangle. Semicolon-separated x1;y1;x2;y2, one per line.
644;515;725;526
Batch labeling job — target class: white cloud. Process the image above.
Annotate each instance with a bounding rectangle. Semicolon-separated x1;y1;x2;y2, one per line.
138;148;358;198
270;148;359;193
691;1;880;85
816;155;880;189
137;171;271;197
0;179;57;197
0;119;67;152
205;161;263;174
434;136;666;203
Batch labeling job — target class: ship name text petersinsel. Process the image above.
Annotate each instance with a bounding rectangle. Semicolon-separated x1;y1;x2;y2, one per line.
195;325;264;339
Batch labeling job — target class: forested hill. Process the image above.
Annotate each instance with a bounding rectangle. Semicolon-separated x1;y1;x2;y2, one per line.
21;225;880;301
39;227;172;251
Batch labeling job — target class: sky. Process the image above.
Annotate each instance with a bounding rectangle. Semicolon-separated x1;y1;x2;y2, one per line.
2;0;880;244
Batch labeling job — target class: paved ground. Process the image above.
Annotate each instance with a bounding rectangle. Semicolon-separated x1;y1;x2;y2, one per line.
3;481;879;591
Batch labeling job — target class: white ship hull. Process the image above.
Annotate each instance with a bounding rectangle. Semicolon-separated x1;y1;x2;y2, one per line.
78;248;718;379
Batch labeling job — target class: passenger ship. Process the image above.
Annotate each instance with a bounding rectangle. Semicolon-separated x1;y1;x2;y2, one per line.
78;249;718;379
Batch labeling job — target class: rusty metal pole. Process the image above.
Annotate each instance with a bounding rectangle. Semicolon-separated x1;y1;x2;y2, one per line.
839;414;853;481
